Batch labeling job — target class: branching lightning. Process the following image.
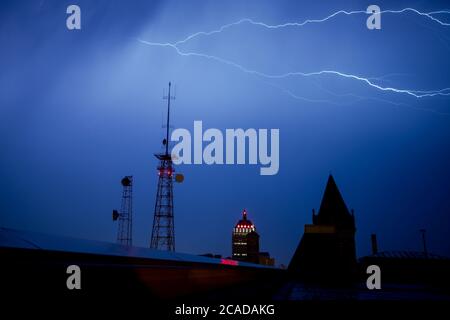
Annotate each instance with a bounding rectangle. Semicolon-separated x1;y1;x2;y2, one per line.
138;39;450;99
138;7;450;111
174;8;450;46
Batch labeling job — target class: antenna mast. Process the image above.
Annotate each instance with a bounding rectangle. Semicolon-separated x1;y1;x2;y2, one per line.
165;82;172;156
150;82;176;251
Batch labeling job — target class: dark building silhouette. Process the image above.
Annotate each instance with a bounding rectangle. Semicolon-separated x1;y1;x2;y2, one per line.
259;252;275;266
359;234;450;288
232;209;260;263
199;253;222;259
289;175;357;283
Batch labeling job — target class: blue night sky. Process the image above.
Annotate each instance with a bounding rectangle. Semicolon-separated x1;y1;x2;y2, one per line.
1;0;450;265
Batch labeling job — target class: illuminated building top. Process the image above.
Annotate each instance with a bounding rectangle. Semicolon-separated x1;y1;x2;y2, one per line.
233;209;256;234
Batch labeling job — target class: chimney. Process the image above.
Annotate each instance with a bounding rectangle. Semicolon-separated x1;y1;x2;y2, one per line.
371;234;378;255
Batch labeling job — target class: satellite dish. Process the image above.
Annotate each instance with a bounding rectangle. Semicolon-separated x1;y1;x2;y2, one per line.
175;174;184;183
112;209;119;221
121;176;132;186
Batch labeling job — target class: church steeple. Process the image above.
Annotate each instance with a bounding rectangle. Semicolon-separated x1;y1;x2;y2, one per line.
316;174;355;229
288;174;357;282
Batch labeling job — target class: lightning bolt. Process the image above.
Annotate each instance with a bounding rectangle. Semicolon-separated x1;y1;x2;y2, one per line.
138;7;450;111
174;8;450;45
138;39;450;99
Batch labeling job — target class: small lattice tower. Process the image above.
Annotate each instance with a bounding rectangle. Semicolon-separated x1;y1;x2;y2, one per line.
112;176;133;246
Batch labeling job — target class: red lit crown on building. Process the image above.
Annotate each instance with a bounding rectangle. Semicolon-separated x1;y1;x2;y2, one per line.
233;209;256;234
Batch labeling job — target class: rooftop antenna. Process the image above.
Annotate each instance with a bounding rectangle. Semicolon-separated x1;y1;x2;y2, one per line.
163;82;173;155
113;176;133;246
150;82;183;251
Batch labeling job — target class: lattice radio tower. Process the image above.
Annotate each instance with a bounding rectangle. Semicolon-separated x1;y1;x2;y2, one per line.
150;82;180;251
112;176;133;246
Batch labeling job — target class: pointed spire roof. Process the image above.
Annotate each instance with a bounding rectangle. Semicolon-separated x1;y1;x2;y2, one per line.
316;175;354;228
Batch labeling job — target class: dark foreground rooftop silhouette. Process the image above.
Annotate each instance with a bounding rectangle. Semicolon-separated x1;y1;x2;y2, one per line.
1;176;450;302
